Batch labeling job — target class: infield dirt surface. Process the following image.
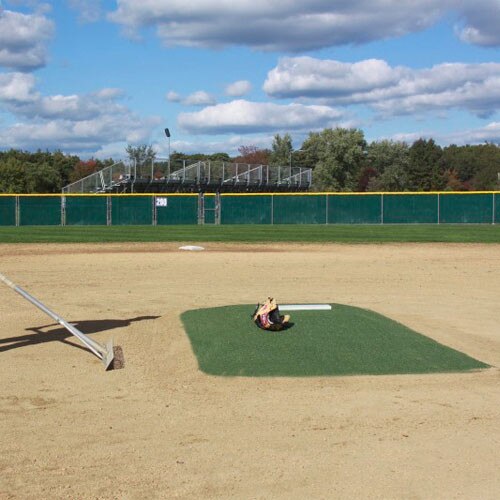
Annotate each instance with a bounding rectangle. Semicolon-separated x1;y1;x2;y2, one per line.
1;242;499;499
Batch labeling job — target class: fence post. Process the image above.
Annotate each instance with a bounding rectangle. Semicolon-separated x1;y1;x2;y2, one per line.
493;193;496;225
215;193;221;225
15;196;20;226
152;195;157;226
325;194;329;224
61;196;66;226
437;193;440;224
197;193;204;225
380;194;384;224
271;194;274;225
106;196;112;226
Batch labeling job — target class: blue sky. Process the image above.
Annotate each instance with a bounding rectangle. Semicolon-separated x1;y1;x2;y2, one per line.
0;0;499;160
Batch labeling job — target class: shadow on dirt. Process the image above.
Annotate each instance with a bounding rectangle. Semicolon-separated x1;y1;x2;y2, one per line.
0;316;160;353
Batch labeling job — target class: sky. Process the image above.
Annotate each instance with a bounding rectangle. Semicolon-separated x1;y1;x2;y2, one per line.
0;0;499;160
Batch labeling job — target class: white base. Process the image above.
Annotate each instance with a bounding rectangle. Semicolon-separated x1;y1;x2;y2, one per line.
179;245;205;251
280;304;332;311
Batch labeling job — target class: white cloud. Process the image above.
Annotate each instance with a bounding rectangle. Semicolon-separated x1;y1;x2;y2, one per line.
166;91;182;102
183;90;216;106
264;57;500;118
264;57;403;98
178;99;344;134
91;141;130;160
225;80;252;97
67;0;103;23
0;77;132;121
456;0;500;46
0;6;54;70
0;72;38;102
107;1;500;51
0;113;161;152
108;0;450;51
443;122;500;145
387;122;500;146
165;90;216;106
153;134;275;156
0;75;161;152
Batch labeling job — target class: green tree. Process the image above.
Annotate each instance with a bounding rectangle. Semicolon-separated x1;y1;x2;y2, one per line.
69;159;101;183
471;144;500;190
304;128;367;191
25;162;62;193
0;157;27;193
269;133;293;167
441;145;477;185
366;140;410;191
126;144;156;167
234;145;270;165
50;150;81;187
408;138;444;191
208;152;231;162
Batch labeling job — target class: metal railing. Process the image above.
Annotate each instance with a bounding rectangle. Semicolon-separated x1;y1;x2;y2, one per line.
62;159;312;193
62;160;135;194
167;161;312;187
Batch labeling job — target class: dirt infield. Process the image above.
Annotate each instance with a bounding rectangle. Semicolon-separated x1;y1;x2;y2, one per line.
0;242;499;499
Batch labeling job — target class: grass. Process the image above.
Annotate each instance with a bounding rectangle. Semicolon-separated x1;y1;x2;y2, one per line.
0;224;499;243
181;304;489;377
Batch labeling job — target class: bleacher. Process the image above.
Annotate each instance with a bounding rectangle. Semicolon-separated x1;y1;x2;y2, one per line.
62;159;312;194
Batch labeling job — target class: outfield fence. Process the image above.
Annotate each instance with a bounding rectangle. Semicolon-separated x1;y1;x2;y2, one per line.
0;192;498;226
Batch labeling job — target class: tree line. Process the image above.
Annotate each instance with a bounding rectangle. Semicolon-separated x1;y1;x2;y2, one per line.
1;128;499;193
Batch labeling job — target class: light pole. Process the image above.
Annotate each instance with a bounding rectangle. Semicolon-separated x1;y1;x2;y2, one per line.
164;128;171;176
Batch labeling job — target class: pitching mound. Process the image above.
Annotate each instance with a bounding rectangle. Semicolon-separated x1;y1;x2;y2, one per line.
181;304;489;376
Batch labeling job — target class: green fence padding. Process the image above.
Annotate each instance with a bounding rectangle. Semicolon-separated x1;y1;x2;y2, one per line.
19;197;61;226
5;193;499;228
273;195;327;224
111;196;152;225
220;196;272;224
440;194;493;224
0;197;16;226
328;195;381;224
65;196;107;225
204;195;216;224
156;196;198;225
383;194;438;224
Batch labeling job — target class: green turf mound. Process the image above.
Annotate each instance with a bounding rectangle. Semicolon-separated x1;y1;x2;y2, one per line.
180;304;489;377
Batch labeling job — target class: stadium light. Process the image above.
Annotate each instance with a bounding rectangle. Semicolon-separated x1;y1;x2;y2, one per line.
164;128;171;174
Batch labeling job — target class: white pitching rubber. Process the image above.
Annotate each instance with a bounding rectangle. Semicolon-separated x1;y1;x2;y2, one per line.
280;304;332;311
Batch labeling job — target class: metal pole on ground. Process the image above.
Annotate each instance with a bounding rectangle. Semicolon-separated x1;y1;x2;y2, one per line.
0;272;120;370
